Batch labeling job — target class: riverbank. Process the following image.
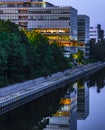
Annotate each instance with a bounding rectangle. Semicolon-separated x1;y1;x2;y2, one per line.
0;62;105;115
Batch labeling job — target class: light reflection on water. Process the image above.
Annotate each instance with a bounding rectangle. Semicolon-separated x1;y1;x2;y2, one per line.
42;86;77;130
0;68;105;130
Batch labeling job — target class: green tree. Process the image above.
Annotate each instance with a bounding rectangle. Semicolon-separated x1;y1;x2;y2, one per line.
0;19;69;87
0;31;28;84
90;41;105;61
25;30;68;77
0;19;19;34
77;49;84;63
25;30;50;77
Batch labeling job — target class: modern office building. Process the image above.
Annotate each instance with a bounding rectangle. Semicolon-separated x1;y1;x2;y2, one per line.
78;15;90;44
28;6;77;44
0;0;77;47
77;15;90;58
100;29;104;41
97;24;104;42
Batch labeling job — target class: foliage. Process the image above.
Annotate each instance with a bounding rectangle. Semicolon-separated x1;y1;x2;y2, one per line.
68;49;84;66
0;31;28;86
25;31;69;77
90;40;105;61
77;49;84;62
0;20;69;87
0;19;19;33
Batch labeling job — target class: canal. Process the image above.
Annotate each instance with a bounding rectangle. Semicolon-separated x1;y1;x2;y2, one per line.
0;68;105;130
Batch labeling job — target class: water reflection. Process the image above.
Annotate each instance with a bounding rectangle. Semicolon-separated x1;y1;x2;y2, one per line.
0;88;68;130
88;68;105;93
43;86;77;130
78;68;105;130
77;80;89;120
0;68;105;130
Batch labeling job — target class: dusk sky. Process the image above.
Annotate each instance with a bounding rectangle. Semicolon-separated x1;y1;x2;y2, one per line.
46;0;105;29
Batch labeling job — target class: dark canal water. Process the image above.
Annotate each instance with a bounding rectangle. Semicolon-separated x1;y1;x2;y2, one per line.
0;68;105;130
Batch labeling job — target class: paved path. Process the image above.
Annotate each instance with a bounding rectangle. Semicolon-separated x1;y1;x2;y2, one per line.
0;62;105;115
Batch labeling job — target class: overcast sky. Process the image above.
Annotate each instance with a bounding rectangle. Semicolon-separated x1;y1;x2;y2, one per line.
46;0;105;30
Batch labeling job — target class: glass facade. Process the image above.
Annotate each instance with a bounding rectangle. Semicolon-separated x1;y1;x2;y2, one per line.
77;15;90;57
27;6;77;45
78;15;90;44
0;1;77;46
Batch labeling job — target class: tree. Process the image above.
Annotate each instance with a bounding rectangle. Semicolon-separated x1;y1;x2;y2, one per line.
25;30;69;77
0;20;69;87
90;41;105;61
0;31;28;84
0;19;19;34
77;49;84;63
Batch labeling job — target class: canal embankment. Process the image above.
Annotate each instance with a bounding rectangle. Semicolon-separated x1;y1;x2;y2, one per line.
0;62;105;115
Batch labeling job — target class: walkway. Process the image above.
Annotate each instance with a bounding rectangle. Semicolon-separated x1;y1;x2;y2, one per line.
0;62;105;115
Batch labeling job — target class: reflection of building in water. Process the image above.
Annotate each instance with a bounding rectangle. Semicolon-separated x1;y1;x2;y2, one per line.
43;86;77;130
77;80;89;120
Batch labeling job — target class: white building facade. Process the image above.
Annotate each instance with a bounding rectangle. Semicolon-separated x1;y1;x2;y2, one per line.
90;24;104;43
90;26;98;43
